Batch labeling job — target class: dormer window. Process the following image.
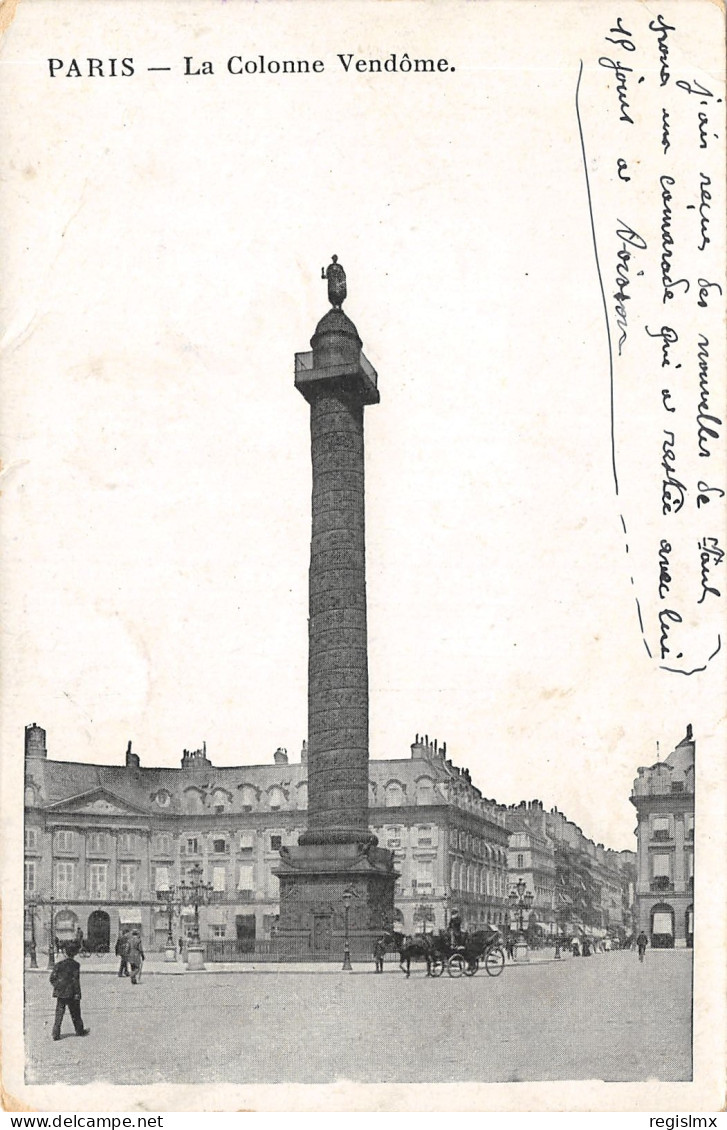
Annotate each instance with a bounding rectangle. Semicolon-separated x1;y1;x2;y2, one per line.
268;786;285;811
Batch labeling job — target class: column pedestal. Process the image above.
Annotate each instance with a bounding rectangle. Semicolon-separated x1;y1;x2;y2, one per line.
513;939;530;963
275;842;396;960
186;944;206;971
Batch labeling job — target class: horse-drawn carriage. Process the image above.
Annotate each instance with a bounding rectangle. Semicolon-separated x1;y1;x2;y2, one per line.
385;926;506;978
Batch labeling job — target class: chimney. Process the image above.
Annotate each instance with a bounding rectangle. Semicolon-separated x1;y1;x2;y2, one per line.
410;733;426;759
274;747;289;765
25;723;48;760
125;740;141;769
181;742;212;770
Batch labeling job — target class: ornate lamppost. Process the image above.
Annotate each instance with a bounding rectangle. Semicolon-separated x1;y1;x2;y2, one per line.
179;862;215;971
156;885;181;962
342;887;354;972
46;895;56;969
508;878;534;963
26;897;38;968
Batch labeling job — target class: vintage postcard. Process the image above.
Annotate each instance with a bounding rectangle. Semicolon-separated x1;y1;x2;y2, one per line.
1;0;725;1113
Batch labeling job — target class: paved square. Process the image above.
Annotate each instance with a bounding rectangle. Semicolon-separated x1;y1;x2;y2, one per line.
24;950;692;1085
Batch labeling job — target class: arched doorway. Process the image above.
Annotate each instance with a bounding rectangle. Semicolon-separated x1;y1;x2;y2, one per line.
87;909;111;953
650;903;675;948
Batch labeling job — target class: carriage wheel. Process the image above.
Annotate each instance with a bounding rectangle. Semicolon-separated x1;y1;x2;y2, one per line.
485;946;506;977
430;957;444;977
463;957;479;977
447;954;466;977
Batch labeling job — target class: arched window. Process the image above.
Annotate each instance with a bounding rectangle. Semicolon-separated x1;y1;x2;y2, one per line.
268;786;285;811
239;785;257;812
183;789;204;814
385;782;404;807
415;778;434;806
25;785;37;806
211;789;230;813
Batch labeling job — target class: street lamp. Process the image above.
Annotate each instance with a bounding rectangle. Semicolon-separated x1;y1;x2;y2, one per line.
47;896;56;969
508;878;534;963
179;862;215;971
26;898;38;968
342;887;354;972
156;885;180;962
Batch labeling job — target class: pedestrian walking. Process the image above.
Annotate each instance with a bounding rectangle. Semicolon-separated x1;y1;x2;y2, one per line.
636;931;648;963
115;929;130;977
127;930;144;984
50;941;89;1040
571;936;580;957
373;934;386;974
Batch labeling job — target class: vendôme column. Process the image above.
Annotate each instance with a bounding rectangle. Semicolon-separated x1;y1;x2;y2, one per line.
275;258;396;957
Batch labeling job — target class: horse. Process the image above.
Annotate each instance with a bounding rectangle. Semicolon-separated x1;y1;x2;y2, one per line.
383;930;443;977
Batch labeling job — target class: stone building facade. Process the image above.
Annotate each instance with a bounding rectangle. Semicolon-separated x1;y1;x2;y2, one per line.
505;800;636;941
630;725;695;948
23;725;510;956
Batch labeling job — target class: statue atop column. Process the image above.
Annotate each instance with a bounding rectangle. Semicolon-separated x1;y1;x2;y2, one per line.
322;255;347;308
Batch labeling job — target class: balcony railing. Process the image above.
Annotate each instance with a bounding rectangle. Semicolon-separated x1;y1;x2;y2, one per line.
650;877;673;892
652;830;671;842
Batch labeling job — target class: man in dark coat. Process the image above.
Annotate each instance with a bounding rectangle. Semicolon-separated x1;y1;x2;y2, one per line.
127;930;144;984
636;931;649;962
115;929;130;977
50;942;89;1040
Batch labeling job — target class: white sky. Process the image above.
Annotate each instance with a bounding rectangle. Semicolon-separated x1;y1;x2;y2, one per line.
2;0;724;852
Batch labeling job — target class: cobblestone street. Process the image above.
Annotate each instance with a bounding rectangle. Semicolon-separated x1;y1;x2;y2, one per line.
24;950;692;1086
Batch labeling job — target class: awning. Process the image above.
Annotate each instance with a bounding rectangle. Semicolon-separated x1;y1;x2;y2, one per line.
118;908;142;924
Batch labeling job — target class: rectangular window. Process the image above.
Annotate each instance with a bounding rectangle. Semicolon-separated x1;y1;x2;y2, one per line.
24;860;37;893
517;853;524;869
417;826;433;847
238;863;254;898
56;830;74;852
55;860;75;898
212;838;227;854
686;815;694;839
155;866;170;892
686;852;694;878
187;837;199;854
652;853;671;878
157;834;172;855
119;863;137;896
88;832;106;853
212;866;226;892
25;828;38;850
118;833;134;853
239;831;255;851
415;860;433;890
386;826;401;848
211;924;226;938
89;862;107;900
270;835;282;851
